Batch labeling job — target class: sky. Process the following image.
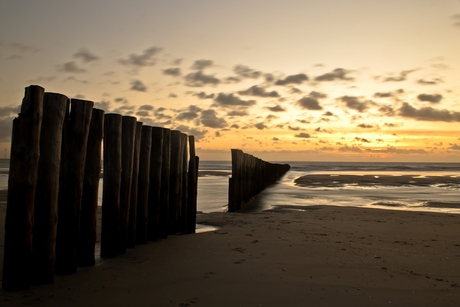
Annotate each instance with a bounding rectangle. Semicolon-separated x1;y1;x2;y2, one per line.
0;0;459;162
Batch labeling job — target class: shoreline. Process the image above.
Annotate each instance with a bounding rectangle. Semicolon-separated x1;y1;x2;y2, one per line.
1;202;460;306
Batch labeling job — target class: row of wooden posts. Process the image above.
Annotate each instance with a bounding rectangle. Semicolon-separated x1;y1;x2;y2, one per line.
2;85;199;291
228;149;290;212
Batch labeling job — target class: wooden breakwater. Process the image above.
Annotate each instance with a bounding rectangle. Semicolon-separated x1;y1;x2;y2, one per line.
2;85;199;290
228;149;290;212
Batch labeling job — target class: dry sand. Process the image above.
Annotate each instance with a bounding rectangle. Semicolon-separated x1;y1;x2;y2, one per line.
1;192;460;306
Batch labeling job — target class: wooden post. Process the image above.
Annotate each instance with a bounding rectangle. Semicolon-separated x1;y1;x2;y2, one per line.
55;99;93;275
100;114;122;258
168;130;181;235
32;92;68;285
2;85;43;291
227;149;290;211
158;128;171;239
147;127;163;241
127;122;143;248
118;116;136;254
187;136;198;234
180;133;188;234
136;126;152;244
77;108;104;266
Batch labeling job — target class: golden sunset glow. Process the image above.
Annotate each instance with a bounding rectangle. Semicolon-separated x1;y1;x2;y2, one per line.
1;0;459;162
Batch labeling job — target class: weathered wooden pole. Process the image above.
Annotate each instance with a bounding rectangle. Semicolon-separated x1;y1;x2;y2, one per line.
136;126;152;244
100;114;122;258
77;108;104;266
158;128;171;239
147;127;163;241
168;130;182;234
31;92;68;285
118;116;136;254
55;99;93;275
2;85;43;291
187;136;198;234
180;133;188;234
127;122;143;248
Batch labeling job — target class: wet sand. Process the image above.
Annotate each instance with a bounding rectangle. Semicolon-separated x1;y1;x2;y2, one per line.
1;197;460;306
294;174;460;188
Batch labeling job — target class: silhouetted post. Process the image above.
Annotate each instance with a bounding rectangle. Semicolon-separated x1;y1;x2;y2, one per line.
228;149;290;211
2;85;43;291
158;128;171;239
32;92;68;285
168;130;182;234
127;122;142;248
187;136;198;234
118;116;136;254
180;133;188;234
147;127;163;241
136;126;152;244
55;99;93;275
77;108;104;266
100;114;122;258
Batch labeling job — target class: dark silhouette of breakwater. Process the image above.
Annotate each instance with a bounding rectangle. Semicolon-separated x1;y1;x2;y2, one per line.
228;149;290;212
2;85;199;291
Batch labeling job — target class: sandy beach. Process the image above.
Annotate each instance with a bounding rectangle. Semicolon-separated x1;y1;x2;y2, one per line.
1;191;460;306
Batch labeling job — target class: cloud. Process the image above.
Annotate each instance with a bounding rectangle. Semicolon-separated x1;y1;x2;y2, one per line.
266;105;285;112
381;69;417;82
379;105;395;116
184;71;220;87
214;93;256;107
139;104;154;111
309;91;327;99
254;122;266;130
233;65;262;79
176;105;202;121
191;59;213;70
452;14;460;28
275;74;308;85
314;68;354;82
163;67;181;76
374;92;392;98
357;124;374;129
417;78;443;85
200;109;227;128
288;126;300;131
354;137;371;143
448;144;460;151
130;80;147;92
175;125;208;141
238;85;279;97
176;111;199;121
227;110;248;117
73;48;99;62
57;61;86;73
1;41;39;53
298;96;322;110
398;103;460;122
191;91;215;99
338;145;362;153
339;96;373;112
417;93;443;103
119;46;162;67
294;132;311;138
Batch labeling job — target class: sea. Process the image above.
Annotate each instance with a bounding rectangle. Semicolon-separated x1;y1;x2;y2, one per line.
1;159;459;215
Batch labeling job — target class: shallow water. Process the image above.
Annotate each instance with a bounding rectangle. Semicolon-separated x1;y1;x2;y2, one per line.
198;161;460;214
1;160;459;215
